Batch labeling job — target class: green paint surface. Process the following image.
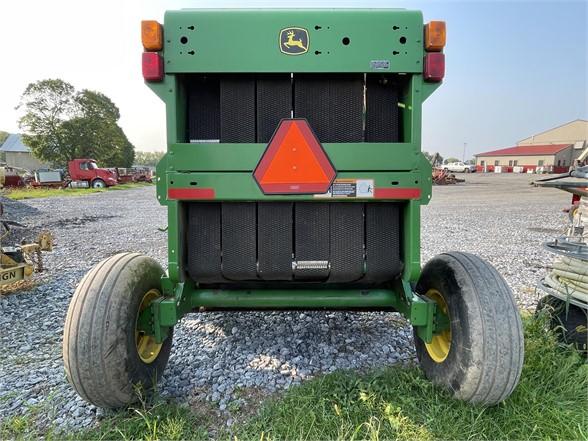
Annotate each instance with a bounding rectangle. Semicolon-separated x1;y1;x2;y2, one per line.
146;8;442;339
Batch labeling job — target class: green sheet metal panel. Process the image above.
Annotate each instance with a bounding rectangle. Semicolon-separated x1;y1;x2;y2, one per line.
167;143;420;172
160;170;430;202
164;9;424;73
143;8;444;329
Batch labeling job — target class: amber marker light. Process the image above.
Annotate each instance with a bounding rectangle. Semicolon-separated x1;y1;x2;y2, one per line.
424;21;446;52
142;20;163;51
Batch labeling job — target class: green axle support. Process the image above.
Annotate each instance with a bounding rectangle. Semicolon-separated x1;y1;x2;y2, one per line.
137;279;449;345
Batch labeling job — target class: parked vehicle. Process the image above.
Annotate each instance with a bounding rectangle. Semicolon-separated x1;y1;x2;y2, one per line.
67;159;117;188
0;165;32;188
114;166;153;184
444;161;475;173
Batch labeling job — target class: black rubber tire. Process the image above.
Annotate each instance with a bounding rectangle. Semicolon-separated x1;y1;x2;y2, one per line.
92;179;106;188
413;252;524;405
536;295;588;354
63;252;173;408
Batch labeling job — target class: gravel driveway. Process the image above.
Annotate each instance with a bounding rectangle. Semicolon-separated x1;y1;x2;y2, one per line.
0;175;570;431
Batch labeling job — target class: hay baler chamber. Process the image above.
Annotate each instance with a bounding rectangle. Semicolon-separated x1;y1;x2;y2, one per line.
63;9;524;408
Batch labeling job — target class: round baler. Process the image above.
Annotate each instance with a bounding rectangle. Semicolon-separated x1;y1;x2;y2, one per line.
63;10;523;408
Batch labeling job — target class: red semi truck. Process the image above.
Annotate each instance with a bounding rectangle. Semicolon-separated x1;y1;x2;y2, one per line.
67;159;117;188
34;159;118;188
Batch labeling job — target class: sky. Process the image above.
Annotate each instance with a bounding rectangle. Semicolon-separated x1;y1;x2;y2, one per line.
0;0;586;159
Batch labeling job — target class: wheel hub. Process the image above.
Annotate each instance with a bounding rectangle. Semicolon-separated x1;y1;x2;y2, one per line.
135;289;163;364
424;289;451;363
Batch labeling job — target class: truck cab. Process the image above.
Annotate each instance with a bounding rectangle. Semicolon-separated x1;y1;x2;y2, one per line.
68;158;117;188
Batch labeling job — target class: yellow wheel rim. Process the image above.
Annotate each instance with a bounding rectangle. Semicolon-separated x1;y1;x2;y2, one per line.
424;289;451;363
135;289;163;364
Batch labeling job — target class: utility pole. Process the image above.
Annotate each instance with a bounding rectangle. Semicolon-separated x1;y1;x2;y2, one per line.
463;142;467;162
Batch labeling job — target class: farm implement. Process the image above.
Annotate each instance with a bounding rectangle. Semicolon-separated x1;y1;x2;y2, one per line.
63;9;524;408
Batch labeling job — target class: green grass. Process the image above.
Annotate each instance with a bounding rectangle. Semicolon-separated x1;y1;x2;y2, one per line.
3;314;587;440
76;315;588;440
0;398;212;441
72;400;212;441
3;182;153;200
239;315;588;440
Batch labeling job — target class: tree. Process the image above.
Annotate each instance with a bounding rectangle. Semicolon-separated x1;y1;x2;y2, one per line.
444;157;460;164
0;131;8;162
423;151;444;166
17;79;135;167
0;131;9;146
17;79;76;166
134;150;165;167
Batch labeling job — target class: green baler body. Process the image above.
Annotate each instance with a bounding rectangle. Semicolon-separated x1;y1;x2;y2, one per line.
143;9;443;343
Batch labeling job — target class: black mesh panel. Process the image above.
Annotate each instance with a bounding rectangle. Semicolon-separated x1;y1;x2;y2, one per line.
328;203;365;282
366;75;400;142
186;202;402;287
187;203;222;282
294;203;330;280
257;74;292;143
364;203;402;282
257;202;293;280
220;76;256;142
221;203;257;280
188;76;220;142
294;74;364;142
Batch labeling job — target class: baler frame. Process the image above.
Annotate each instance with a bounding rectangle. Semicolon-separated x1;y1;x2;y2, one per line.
139;9;444;343
63;9;524;410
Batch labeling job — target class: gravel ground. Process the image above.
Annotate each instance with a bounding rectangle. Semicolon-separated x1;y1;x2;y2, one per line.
0;174;571;431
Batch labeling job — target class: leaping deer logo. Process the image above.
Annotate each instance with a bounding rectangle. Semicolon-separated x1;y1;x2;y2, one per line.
280;27;309;55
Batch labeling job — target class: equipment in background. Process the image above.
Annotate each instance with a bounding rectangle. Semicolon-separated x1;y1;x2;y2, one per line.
0;165;33;188
64;159;118;188
31;159;118;189
114;166;153;184
34;169;64;186
432;168;465;185
534;167;588;354
0;202;53;289
429;153;465;185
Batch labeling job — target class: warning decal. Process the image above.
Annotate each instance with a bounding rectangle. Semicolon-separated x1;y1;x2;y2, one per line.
315;179;374;198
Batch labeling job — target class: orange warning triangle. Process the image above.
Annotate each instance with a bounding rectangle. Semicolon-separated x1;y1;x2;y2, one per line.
253;119;336;194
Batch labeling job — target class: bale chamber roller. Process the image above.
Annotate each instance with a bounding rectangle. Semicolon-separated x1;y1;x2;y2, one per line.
63;10;524;408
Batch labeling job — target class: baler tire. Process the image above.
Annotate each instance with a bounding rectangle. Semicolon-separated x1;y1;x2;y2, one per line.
92;179;106;188
63;252;173;408
413;251;524;405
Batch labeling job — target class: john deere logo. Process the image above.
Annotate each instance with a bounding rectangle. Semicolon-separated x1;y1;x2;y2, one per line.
280;27;309;55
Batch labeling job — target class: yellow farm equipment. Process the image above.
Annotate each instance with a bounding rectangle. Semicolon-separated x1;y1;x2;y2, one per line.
0;203;53;288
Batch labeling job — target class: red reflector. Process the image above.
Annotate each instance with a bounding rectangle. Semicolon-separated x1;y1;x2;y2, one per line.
254;119;336;194
168;188;215;200
142;52;163;82
424;52;445;82
374;188;421;200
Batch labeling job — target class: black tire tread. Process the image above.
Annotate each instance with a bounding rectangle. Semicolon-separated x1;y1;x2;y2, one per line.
63;252;172;408
414;252;524;405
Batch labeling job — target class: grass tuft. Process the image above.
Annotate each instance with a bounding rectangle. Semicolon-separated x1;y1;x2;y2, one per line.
74;399;210;441
3;182;153;200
